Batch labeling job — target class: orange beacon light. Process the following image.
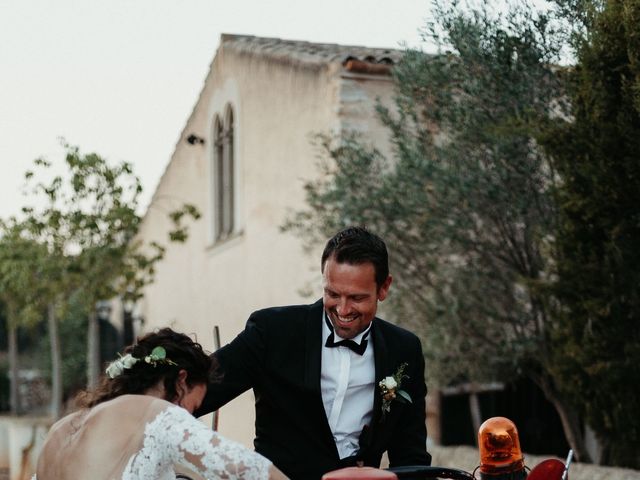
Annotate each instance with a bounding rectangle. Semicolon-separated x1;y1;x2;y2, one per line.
477;417;526;479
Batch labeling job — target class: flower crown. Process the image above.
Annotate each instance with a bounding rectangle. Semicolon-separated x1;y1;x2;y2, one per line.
105;346;178;379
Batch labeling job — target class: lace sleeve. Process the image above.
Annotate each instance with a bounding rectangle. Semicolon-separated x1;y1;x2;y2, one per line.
128;405;271;480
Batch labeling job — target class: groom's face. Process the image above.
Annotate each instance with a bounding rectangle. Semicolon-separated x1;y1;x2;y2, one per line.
322;256;392;340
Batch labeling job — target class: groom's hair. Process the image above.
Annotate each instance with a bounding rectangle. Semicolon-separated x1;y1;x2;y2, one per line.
321;226;389;288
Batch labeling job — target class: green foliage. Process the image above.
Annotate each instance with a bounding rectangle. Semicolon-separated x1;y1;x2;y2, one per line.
286;0;639;466
0;141;200;409
540;0;640;468
285;0;603;461
0;236;48;416
0;219;50;327
287;1;563;385
34;294;88;396
168;204;202;243
18;141;200;307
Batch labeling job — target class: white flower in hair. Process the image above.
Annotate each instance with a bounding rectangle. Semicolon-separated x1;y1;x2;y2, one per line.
120;353;138;369
105;353;139;379
105;361;123;379
105;347;176;379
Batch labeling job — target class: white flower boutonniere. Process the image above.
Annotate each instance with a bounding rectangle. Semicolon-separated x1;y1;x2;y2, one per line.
379;362;412;417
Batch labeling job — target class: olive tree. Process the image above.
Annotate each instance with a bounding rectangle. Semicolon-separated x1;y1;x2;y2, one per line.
285;0;594;460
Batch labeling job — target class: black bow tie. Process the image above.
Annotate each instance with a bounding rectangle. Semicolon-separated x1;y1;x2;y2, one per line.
324;316;370;355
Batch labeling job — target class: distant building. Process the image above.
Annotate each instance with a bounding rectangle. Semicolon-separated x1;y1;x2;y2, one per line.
135;34;401;446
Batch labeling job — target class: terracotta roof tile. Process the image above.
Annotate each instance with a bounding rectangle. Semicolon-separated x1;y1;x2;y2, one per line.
220;34;403;71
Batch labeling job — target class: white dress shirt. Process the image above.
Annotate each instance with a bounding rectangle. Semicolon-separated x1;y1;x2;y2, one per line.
321;312;375;459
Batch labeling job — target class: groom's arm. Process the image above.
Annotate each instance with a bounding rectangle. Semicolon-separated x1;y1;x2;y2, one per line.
387;335;432;467
195;311;267;417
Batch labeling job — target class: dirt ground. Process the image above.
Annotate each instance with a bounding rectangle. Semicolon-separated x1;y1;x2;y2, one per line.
430;445;640;480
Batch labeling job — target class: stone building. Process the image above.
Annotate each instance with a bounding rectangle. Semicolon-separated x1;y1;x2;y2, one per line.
136;34;401;446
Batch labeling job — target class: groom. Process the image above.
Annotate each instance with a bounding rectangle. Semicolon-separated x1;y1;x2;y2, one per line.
197;226;431;479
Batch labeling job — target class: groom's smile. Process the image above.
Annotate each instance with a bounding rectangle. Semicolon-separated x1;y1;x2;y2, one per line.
322;255;392;339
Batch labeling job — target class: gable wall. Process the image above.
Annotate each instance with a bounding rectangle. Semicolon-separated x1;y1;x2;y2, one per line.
135;41;397;446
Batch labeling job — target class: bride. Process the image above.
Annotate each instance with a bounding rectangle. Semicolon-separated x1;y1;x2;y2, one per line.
34;328;288;480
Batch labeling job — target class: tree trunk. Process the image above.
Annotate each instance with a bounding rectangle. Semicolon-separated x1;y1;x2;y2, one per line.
8;313;20;415
86;309;100;388
122;302;134;346
48;302;63;420
469;391;482;446
532;372;593;463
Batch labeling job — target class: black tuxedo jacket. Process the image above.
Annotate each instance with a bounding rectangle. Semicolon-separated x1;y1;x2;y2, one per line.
196;300;431;479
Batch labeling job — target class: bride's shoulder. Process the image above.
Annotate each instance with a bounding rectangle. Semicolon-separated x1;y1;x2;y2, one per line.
106;394;171;408
47;409;85;437
94;394;174;419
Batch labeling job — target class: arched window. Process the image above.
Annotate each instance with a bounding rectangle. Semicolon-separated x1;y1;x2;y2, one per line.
222;106;234;236
212;105;235;241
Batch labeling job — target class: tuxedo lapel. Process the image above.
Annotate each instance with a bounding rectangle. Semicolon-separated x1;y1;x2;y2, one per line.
370;318;389;430
303;300;324;393
362;319;408;457
303;300;340;458
361;316;410;460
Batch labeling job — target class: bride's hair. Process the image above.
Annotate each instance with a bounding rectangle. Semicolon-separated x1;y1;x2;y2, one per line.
76;328;216;408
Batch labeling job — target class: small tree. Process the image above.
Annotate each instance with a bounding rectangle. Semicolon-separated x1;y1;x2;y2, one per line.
540;0;640;467
18;143;199;416
0;220;49;415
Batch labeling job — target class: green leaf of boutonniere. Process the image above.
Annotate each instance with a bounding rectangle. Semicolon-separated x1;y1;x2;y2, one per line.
397;389;412;404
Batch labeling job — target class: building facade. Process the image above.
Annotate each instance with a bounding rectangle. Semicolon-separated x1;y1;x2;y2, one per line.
136;34;401;446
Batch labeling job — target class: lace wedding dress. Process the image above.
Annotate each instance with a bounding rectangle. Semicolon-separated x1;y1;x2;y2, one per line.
123;405;270;479
34;404;271;480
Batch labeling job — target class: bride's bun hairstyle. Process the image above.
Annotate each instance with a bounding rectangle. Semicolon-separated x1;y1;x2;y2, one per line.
77;328;215;408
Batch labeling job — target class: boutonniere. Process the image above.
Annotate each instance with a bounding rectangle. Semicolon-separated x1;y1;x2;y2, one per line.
379;362;412;417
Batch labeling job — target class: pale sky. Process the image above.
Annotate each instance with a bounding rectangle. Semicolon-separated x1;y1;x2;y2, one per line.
0;0;430;220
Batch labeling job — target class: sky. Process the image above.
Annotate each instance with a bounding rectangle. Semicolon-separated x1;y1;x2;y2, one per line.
0;0;431;220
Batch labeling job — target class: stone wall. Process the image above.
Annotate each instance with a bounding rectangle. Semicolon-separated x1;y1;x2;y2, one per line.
0;416;51;480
